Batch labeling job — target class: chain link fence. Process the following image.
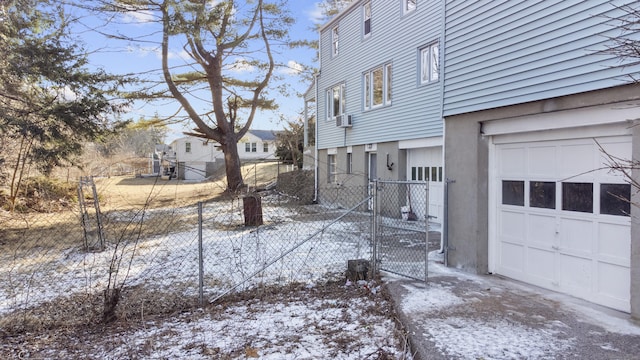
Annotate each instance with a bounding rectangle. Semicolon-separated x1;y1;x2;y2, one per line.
0;184;373;323
0;175;438;331
372;180;432;281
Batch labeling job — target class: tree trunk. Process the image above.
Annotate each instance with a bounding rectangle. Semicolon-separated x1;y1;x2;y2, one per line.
223;139;244;191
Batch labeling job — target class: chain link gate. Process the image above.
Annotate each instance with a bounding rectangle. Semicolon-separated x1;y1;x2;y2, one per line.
372;180;429;281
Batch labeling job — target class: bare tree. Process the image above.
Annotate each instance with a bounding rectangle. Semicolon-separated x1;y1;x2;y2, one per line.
96;0;294;192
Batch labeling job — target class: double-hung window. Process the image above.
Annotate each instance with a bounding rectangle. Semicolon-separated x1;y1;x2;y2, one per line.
420;42;439;84
363;2;371;38
328;154;337;183
403;0;417;15
364;63;392;110
185;142;191;153
263;143;269;152
327;83;346;121
332;26;339;57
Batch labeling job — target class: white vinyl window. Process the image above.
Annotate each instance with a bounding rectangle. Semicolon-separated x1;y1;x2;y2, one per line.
363;2;371;37
263;143;269;152
328;154;338;183
332;26;339;56
404;0;416;15
420;42;439;84
326;83;346;121
364;63;392;110
185;142;191;153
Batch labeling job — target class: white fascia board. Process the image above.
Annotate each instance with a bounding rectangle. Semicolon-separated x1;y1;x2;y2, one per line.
482;102;640;137
399;136;443;149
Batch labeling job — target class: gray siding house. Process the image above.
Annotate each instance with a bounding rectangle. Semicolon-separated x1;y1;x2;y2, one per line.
315;0;445;222
443;1;640;317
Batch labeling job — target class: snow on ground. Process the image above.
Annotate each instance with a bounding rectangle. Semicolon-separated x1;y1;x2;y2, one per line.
3;280;409;359
389;258;640;360
0;202;371;314
93;290;402;359
1;201;412;359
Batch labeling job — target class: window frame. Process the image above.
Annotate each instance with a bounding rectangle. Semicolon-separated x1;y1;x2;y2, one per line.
326;83;346;121
263;143;269;152
346;152;353;174
245;143;251;152
403;0;417;15
185;142;191;153
332;26;339;57
328;154;338;184
363;63;392;110
251;142;257;153
420;42;439;84
363;2;371;38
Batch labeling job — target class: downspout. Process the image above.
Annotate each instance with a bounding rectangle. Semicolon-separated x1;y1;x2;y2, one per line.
314;32;321;203
438;0;448;263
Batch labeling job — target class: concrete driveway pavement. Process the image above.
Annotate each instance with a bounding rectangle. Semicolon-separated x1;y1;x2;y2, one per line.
385;258;640;360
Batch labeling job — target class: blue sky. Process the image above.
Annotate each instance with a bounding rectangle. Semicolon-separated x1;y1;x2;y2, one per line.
72;1;326;142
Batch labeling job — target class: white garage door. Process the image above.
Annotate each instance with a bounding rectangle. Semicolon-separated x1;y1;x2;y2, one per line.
407;147;444;223
494;136;631;312
184;162;206;181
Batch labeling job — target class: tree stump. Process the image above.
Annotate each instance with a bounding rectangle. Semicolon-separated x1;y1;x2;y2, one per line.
243;194;263;226
346;259;370;282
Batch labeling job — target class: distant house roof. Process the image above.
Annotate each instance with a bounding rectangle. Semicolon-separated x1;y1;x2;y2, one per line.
249;130;279;141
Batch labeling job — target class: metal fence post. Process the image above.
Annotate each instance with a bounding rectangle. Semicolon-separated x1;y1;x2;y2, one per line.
424;182;429;282
198;201;204;307
370;181;378;276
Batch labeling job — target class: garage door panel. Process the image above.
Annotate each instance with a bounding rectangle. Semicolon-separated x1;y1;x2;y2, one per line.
500;242;525;274
526;248;556;284
500;211;526;243
597;262;630;303
499;147;526;177
528;146;557;178
559;255;592;294
560;143;594;179
598;222;631;266
559;218;594;255
527;213;556;248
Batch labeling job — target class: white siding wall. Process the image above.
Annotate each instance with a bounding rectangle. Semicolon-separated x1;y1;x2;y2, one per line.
317;0;444;150
443;0;640;117
238;133;277;160
172;137;222;163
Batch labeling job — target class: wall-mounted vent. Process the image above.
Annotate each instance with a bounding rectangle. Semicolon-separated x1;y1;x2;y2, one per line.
336;114;352;128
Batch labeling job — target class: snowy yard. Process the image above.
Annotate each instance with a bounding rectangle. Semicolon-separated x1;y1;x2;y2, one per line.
1;279;410;359
0;197;413;359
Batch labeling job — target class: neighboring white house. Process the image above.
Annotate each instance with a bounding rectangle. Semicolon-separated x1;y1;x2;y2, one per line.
238;130;278;161
170;136;224;180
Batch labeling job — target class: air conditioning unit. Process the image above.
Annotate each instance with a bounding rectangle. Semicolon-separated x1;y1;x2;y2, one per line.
336;114;352;128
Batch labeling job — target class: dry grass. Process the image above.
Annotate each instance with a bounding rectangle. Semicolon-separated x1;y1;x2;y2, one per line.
0;278;409;359
95;161;281;210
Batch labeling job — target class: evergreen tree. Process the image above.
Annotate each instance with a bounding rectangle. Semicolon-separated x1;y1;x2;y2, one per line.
0;0;130;210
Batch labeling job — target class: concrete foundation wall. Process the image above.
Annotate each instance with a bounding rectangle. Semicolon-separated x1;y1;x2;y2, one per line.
444;119;489;273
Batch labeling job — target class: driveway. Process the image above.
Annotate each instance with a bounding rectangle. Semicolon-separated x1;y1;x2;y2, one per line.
385;256;640;360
